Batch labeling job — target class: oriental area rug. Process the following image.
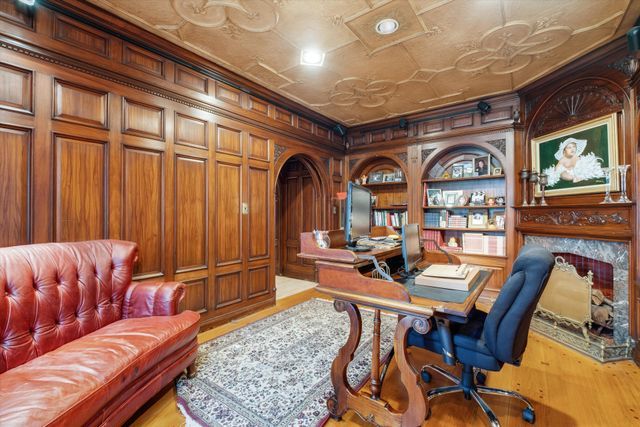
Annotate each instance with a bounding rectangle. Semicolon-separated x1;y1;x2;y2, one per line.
176;298;396;426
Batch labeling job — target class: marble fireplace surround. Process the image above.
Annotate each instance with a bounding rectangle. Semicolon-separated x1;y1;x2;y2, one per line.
525;235;635;362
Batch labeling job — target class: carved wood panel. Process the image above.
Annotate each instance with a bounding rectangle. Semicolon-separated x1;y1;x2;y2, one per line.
175;113;208;149
0;62;33;114
52;14;109;57
215;159;242;266
248;165;269;260
53;134;107;242
248;265;269;298
123;43;165;78
248;133;269;162
181;277;208;314
122;98;165;140
216;124;242;155
0;125;31;247
175;155;207;273
174;65;208;94
215;271;242;309
122;146;164;278
53;79;108;129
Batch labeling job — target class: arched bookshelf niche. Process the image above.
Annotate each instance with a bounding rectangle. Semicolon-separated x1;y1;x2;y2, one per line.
422;145;508;294
351;157;408;230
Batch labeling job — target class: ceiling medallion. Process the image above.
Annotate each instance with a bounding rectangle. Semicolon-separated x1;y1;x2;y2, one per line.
329;78;397;108
375;18;399;35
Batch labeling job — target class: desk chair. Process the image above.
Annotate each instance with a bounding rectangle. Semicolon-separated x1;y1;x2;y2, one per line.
408;245;554;426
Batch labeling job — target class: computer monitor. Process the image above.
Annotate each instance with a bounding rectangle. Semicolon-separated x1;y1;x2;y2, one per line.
344;181;372;245
402;223;422;274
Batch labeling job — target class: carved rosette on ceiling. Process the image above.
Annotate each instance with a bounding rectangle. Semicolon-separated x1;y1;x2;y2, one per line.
487;138;506;156
421;148;436;165
328;78;397;108
454;22;572;75
521;211;628;226
274;144;287;162
530;81;623;138
159;0;278;36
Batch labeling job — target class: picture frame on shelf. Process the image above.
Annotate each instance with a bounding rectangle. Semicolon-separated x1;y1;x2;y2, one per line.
427;188;443;206
463;163;474;177
494;213;505;229
493;167;502;175
474;155;491;176
457;194;468;206
443;190;463;206
530;113;618;197
394;168;404;182
369;171;384;183
495;196;506;205
468;210;488;228
382;172;395;182
451;164;464;178
469;191;486;205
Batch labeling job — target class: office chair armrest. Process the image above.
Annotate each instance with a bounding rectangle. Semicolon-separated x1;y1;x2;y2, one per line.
435;318;456;366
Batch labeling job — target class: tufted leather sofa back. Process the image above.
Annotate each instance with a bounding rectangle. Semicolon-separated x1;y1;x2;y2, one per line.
0;240;138;373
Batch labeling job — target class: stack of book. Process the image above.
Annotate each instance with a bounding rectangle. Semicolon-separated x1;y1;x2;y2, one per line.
447;214;467;228
462;233;505;255
415;263;480;291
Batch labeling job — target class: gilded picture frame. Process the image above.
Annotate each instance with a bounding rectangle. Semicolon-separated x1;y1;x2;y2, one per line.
530;113;618;197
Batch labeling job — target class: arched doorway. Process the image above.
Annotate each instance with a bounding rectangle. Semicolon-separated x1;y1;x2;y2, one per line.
275;155;325;280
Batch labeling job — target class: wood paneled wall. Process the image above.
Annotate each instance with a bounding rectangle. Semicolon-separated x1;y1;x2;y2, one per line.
0;1;343;328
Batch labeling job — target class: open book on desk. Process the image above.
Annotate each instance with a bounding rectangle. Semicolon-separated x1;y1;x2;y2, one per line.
414;264;480;291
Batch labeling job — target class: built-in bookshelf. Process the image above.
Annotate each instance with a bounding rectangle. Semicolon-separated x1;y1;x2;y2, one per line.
422;147;507;257
355;157;408;230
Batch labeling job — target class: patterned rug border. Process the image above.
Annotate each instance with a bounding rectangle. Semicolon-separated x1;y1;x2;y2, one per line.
176;298;396;427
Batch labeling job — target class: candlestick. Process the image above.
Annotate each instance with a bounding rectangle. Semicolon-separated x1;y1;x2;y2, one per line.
616;165;631;203
600;167;613;204
538;173;548;206
520;168;530;207
528;170;539;207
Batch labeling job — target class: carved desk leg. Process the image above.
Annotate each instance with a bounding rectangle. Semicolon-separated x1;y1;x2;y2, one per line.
370;309;382;400
395;315;431;426
327;299;362;420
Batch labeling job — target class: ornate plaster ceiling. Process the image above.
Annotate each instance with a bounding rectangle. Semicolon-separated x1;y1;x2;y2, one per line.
89;0;639;126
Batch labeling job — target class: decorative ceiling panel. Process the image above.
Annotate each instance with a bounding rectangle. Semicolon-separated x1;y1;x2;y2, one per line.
89;0;639;125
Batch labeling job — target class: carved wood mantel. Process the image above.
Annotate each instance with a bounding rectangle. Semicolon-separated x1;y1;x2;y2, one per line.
515;203;634;241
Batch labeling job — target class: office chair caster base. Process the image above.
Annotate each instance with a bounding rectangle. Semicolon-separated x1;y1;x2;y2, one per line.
475;369;487;385
522;407;535;424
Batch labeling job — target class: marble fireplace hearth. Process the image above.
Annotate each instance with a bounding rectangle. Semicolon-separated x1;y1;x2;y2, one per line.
525;235;635;362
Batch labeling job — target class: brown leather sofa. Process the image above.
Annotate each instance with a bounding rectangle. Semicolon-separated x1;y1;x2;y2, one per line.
0;240;200;426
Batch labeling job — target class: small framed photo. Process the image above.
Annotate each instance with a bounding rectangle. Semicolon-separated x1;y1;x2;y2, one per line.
382;173;395;182
495;196;506;205
469;191;486;206
493;167;502;176
474;155;491;176
427;188;443;206
457;194;468;206
451;164;464;178
468;210;488;228
369;171;384;183
443;190;463;206
494;213;505;229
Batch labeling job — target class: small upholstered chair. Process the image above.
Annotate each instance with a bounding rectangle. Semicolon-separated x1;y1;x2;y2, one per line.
408;244;554;426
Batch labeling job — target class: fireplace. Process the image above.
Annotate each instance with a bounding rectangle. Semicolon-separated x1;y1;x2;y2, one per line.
525;235;634;362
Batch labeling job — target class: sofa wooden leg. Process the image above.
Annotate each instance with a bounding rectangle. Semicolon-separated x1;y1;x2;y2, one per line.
187;362;197;378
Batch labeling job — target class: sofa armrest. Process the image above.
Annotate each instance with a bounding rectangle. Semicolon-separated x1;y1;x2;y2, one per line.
122;281;185;318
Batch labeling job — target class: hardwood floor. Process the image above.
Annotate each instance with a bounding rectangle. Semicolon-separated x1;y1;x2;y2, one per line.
129;289;640;426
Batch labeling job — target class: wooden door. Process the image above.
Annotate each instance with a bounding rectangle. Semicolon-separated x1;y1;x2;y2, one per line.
280;159;318;280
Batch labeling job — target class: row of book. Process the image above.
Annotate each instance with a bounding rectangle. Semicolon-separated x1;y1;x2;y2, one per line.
421;230;505;256
373;210;408;227
423;210;467;228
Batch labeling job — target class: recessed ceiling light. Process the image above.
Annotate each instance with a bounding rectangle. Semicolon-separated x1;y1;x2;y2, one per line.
18;0;36;5
300;50;325;66
375;18;399;35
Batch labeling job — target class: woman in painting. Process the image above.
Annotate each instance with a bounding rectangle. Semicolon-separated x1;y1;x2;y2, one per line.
543;137;604;187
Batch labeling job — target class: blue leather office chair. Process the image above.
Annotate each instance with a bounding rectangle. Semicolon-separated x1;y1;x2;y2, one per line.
408;244;554;426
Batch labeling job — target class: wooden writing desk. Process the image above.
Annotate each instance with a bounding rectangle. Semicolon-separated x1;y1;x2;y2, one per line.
299;230;492;426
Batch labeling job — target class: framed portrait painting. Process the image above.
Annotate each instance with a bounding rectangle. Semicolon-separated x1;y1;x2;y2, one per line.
531;113;618;197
